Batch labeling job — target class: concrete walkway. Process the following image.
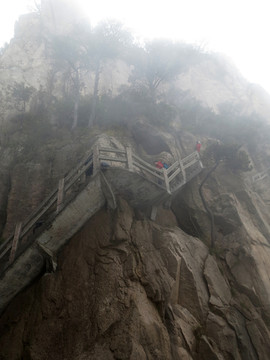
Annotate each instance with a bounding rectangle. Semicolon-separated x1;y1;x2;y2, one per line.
0;142;203;314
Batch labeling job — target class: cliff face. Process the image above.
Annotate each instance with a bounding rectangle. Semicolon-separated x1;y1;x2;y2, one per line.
0;7;129;124
1;186;270;359
176;54;270;118
1;3;270;360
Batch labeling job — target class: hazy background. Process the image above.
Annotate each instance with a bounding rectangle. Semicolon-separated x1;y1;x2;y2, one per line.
1;0;270;93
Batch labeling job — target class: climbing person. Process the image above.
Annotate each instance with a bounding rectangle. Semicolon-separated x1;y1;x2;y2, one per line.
155;160;164;169
162;162;169;169
101;161;110;169
155;161;164;185
196;141;202;153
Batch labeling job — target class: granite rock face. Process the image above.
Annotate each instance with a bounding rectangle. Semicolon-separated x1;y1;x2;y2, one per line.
0;193;270;359
1;132;270;359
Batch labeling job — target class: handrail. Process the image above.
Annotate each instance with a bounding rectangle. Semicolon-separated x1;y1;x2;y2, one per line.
0;154;94;263
168;167;181;183
252;166;270;183
132;154;163;174
64;152;92;184
99;155;127;163
98;148;202;193
0;186;59;253
20;152;94;241
167;160;179;174
0;146;202;267
133;160;164;180
182;151;199;165
183;158;198;169
99;147;126;154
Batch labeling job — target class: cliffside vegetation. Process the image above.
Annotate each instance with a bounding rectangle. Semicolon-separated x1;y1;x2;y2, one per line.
1;15;268;149
0;16;260;243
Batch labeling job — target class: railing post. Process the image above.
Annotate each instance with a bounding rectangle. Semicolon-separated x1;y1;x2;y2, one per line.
56;178;65;214
175;148;186;184
9;222;22;264
126;146;133;171
196;152;203;169
93;144;100;175
179;159;186;183
163;168;171;194
150;205;158;221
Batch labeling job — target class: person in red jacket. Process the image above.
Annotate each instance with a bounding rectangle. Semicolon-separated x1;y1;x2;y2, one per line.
155;160;164;184
196;141;202;152
155;160;164;169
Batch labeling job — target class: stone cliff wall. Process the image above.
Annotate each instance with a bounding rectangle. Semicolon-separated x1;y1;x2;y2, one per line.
1;126;270;359
0;194;270;359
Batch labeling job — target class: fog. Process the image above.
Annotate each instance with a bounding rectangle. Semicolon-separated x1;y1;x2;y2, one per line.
1;0;270;93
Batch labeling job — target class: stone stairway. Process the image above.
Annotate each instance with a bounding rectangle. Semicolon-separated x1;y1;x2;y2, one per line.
0;142;203;313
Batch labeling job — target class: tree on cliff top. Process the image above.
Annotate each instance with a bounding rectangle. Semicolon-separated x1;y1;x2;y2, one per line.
52;21;132;128
52;34;84;129
12;82;34;113
129;40;202;98
80;21;132;127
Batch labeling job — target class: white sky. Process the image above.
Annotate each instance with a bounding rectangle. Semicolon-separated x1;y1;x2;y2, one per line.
1;0;270;93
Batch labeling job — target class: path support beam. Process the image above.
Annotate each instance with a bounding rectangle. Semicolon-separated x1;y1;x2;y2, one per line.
126;146;133;171
175;148;186;184
56;178;65;214
163;168;171;194
93;144;100;176
9;222;22;264
37;242;57;273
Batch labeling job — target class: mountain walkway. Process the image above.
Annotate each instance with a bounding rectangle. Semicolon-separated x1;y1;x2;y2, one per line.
0;142;203;313
252;167;270;183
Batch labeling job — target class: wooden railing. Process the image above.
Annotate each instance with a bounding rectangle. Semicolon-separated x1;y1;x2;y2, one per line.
0;151;94;267
252;167;270;183
97;146;202;194
0;144;203;269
